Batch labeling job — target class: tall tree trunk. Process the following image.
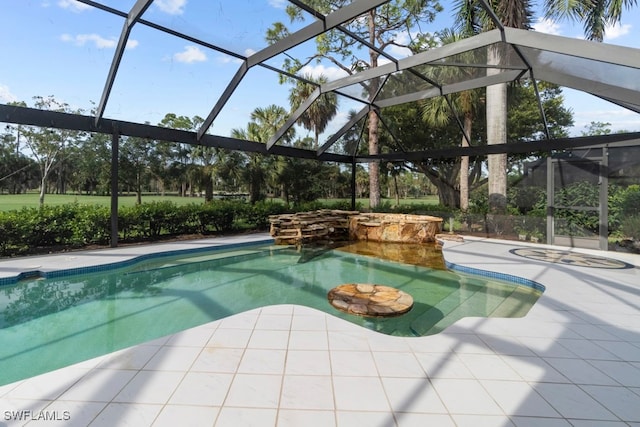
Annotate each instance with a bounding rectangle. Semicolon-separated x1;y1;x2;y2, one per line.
39;175;46;207
367;10;380;210
487;47;507;214
368;111;380;210
460;113;472;212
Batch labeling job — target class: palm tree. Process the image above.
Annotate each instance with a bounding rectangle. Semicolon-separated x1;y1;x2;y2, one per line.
288;74;339;149
230;105;294;203
544;0;637;41
421;28;483;212
454;0;534;214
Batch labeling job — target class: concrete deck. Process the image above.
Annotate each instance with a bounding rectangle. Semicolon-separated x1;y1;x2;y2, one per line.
0;235;639;426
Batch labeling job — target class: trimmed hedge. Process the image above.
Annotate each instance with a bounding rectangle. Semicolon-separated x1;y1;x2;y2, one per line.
0;200;291;257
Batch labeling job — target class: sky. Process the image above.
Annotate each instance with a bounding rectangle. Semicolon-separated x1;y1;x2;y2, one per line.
1;0;639;141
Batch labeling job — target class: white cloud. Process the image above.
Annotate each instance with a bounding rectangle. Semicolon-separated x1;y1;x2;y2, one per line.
244;48;257;57
299;64;348;81
268;0;287;9
57;0;91;12
573;109;640;133
532;17;562;35
173;45;207;63
604;22;632;41
154;0;186;15
60;33;138;49
0;84;18;103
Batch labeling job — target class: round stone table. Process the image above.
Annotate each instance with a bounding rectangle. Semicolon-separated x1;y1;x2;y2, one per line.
327;283;413;317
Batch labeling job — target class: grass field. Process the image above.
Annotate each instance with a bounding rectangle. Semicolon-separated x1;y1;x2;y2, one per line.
0;193;441;211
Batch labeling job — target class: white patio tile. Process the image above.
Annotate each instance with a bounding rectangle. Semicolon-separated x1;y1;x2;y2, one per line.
216;406;278;425
216;312;258;330
542;358;619;385
168;372;233;406
58;369;136;402
330;351;378;377
98;345;161;371
332;377;390;411
407;334;457;353
224;374;282;408
261;305;295;315
335;410;395;427
327;330;371;351
480;380;560;417
152;405;219;427
247;330;290;350
448;334;496;354
165;326;216;347
566;324;622;341
566;420;629;427
499;355;568;383
88;402;162;427
414;352;475;379
290;314;327;331
26;400;105;427
113;371;184;404
431;378;503;415
479;334;537;357
588;360;640;387
581;385;640;422
206;328;252;349
593;340;640;362
142;346;202;372
190;347;244;373
284;350;331;376
367;335;412;352
509;416;571;426
556;338;620;360
277;409;336;427
381;377;447;414
533;383;617;420
517;337;583;358
458;354;522;381
255;314;292;331
450;414;516;427
288;330;329;350
279;375;334;410
4;367;89;401
372;352;425;378
238;349;286;374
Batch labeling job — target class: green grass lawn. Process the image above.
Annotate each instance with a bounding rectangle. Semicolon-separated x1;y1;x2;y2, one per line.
0;193;205;211
0;193;441;211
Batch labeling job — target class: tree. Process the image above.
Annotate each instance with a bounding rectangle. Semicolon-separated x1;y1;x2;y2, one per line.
268;0;442;209
421;28;483;211
383;77;573;208
21;96;84;206
288;74;339;149
0;126;37;194
544;0;637;41
119;136;153;204
231;105;295;204
455;0;534;214
581;121;612;136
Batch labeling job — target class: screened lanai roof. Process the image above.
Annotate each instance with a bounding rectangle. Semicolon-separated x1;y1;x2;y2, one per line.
2;0;640;163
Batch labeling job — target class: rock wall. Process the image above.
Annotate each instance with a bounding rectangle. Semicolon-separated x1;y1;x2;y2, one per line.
269;210;443;245
348;213;443;243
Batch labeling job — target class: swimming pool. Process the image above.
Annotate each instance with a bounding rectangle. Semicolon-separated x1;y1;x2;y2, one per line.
0;241;542;385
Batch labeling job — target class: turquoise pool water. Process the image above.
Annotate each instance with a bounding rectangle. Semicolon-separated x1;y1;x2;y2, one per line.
0;242;541;385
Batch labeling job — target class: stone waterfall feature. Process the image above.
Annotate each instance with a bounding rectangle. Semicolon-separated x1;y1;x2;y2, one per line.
269;210;443;245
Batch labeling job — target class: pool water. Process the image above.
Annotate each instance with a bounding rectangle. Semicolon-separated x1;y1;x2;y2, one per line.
0;242;541;385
